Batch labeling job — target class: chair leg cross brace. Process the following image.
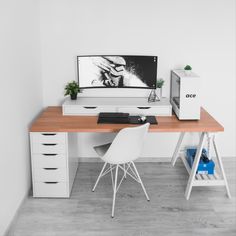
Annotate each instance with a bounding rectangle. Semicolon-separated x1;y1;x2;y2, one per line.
92;161;150;217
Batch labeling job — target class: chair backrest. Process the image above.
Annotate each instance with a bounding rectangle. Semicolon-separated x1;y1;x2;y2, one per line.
101;123;150;164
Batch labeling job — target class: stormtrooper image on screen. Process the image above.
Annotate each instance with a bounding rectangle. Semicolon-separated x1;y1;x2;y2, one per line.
77;56;157;89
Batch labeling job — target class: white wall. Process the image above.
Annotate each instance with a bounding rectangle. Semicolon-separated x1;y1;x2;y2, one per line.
40;0;236;157
0;0;234;234
0;0;42;235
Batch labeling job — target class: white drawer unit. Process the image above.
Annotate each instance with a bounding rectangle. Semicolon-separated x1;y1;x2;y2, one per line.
63;105;116;115
62;97;172;116
34;168;67;182
30;132;78;198
33;182;68;198
33;154;66;168
117;106;172;116
31;132;66;144
32;142;66;154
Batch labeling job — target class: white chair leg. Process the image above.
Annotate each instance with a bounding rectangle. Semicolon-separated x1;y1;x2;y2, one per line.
123;163;126;179
92;162;107;192
131;161;150;201
111;165;119;218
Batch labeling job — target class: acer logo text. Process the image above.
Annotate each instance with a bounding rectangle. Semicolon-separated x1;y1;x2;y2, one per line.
186;94;196;98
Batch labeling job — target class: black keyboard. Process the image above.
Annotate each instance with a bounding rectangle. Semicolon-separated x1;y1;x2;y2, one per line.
97;112;158;125
98;112;129;124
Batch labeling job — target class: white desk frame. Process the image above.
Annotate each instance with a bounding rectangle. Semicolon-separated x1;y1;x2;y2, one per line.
171;132;231;200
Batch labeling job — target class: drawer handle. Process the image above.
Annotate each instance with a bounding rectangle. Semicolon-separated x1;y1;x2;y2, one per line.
42;133;56;136
44;182;58;184
137;107;151;109
43;154;58;156
83;106;97;109
42;143;57;146
43;168;58;170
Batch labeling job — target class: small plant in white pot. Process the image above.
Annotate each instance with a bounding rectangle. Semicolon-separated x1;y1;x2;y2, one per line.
64;81;80;100
156;78;165;99
184;65;192;75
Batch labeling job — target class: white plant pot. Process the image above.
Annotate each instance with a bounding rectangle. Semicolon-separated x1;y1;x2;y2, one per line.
185;70;192;76
156;87;162;99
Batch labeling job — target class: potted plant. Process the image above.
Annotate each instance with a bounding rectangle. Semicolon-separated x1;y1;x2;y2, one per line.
184;65;192;75
156;78;165;99
64;81;80;100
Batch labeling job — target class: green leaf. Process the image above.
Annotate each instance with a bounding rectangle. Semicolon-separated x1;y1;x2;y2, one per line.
64;80;80;97
156;79;164;88
184;65;192;70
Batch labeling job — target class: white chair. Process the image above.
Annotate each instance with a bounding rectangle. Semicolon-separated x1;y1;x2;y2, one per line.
92;123;150;218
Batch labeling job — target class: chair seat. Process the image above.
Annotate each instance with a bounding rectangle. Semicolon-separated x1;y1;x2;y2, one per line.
94;143;111;157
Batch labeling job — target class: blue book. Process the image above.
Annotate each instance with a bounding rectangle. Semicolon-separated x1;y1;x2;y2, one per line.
186;148;215;174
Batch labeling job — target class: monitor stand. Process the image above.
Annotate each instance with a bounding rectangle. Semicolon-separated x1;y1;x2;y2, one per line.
148;89;160;103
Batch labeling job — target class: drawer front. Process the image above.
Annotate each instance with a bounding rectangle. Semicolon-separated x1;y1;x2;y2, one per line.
63;106;116;115
31;132;66;144
34;168;67;182
32;142;66;154
32;154;66;168
117;106;171;116
33;182;68;198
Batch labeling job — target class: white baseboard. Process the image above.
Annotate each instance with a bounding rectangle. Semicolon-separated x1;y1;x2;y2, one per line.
78;156;236;163
4;188;31;236
78;157;173;163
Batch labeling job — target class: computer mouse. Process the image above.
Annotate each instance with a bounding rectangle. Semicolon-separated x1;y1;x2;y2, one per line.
138;115;147;123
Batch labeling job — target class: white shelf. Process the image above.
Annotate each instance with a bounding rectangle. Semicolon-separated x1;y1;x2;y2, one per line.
62;97;172;116
180;154;225;187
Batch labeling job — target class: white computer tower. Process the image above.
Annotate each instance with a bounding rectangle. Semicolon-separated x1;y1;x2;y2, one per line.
170;69;200;120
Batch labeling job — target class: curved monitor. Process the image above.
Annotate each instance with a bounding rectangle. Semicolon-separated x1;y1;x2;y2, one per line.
77;55;157;89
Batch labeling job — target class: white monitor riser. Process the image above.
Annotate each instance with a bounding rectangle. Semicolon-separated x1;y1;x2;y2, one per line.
62;97;172;116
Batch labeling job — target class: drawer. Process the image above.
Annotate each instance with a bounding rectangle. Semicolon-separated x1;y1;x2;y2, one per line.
117;106;172;116
33;182;68;198
32;142;66;154
31;132;66;144
32;154;67;168
63;105;116;115
34;168;67;182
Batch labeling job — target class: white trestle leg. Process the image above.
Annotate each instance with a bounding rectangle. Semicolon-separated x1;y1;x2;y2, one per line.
180;132;232;200
185;132;206;200
171;132;185;166
212;135;231;198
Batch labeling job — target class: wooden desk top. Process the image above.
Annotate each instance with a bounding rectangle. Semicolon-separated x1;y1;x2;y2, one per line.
30;107;224;133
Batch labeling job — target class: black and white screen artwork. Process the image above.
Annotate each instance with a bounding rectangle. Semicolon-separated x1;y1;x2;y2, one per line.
77;56;157;89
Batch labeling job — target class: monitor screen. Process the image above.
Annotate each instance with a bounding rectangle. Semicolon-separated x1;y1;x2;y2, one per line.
77;55;157;89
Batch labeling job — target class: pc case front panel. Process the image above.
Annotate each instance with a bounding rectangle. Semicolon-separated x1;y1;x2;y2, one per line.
179;77;200;120
170;71;180;118
171;72;180;108
170;70;200;120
